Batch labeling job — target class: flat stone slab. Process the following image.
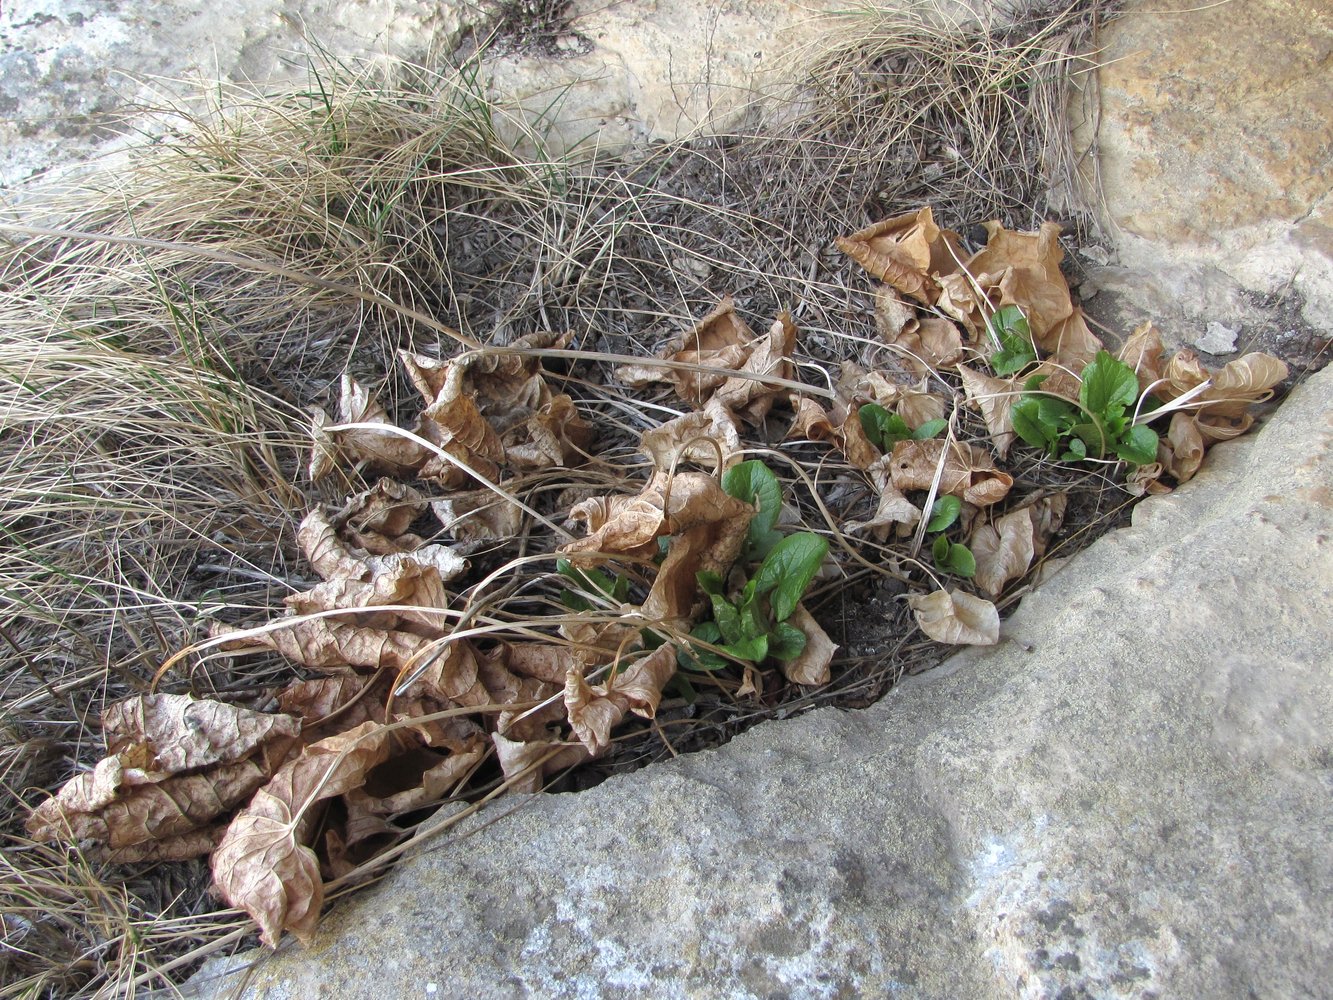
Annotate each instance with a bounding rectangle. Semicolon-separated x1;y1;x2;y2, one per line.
190;369;1332;998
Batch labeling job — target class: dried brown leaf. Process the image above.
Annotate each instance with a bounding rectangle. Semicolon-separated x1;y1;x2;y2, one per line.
640;398;742;472
565;646;677;755
1118;321;1166;392
846;455;920;540
874;286;917;342
213;721;394;947
1039;307;1103;371
971;508;1037;598
713;312;798;423
491;733;591;794
103;694;301;775
889;439;1013;507
779;605;836;686
907;589;1000;645
28;754;281;850
969;221;1072;338
343;478;426;538
431;488;524;543
836;207;960;303
957;364;1017;459
1164;412;1207;483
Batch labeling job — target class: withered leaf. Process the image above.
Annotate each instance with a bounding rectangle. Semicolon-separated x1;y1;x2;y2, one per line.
431;487;525;543
1039;307;1103;371
1164;411;1206;483
778;604;836;686
319;374;429;477
565;645;677;756
907;589;1000;645
970;508;1037;598
846;455;920;540
213;721;395;948
492;732;591;794
616;298;756;405
343;478;426;538
957;364;1018;459
969;221;1072;339
640;398;742;473
889;439;1013;507
28;754;282;851
102;825;226;864
1118;321;1166;392
874;286;917;342
713;312;798;424
103;694;300;775
836;207;960;303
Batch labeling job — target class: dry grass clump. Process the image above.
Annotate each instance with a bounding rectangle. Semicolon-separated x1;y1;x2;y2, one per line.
0;3;1117;994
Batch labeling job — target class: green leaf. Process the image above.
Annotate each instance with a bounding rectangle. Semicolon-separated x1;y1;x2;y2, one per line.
557;558;626;609
723;460;783;559
737;579;767;642
944;542;976;578
988;305;1037;376
1116;425;1159;466
720;634;768;663
932;533;950;565
1079;351;1140;417
926;495;962;533
696;570;725;597
692;620;722;644
752;531;828;623
911;418;948;440
1062;437;1087;462
769;621;808;661
708;592;743;645
859;404;911;451
933;536;976;577
1011;397;1059;452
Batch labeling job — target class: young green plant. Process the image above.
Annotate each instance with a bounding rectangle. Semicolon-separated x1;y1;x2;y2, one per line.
1011;351;1159;465
681;460;828;671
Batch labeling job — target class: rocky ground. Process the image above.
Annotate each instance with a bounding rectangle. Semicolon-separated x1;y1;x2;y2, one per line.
3;1;1329;997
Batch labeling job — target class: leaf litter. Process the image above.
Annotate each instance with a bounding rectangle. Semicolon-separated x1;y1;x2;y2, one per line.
24;208;1291;947
6;7;1321;989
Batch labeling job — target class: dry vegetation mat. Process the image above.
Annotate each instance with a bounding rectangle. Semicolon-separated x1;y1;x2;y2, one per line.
0;3;1300;996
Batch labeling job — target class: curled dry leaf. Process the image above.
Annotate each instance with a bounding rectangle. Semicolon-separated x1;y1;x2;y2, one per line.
213;721;395;948
713;311;798;424
103;825;227;864
1118;321;1166;392
309;374;429;480
889;439;1013;507
346;742;487;816
846;455;921;540
277;674;384;735
342;478;426;538
28;754;285;855
492;732;592;794
640;398;742;472
1039;307;1102;371
968;221;1072;339
296;508;468;587
560;471;752;573
1126;461;1171;497
835;207;961;304
970;508;1037;598
957;363;1017;459
616;297;755;404
778;604;837;686
564;645;677;755
874;286;917;342
1164;411;1206;483
431;488;524;543
103;694;301;774
907;589;1000;646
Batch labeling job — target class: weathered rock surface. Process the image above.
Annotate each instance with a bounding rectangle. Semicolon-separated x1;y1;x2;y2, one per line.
189;366;1332;998
1073;0;1333;341
0;0;996;185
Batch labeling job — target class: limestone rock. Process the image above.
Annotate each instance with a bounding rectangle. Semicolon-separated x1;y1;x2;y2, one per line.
0;0;469;187
189;366;1332;999
1073;0;1333;334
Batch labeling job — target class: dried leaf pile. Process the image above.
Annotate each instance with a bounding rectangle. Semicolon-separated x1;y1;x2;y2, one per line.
27;208;1288;947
